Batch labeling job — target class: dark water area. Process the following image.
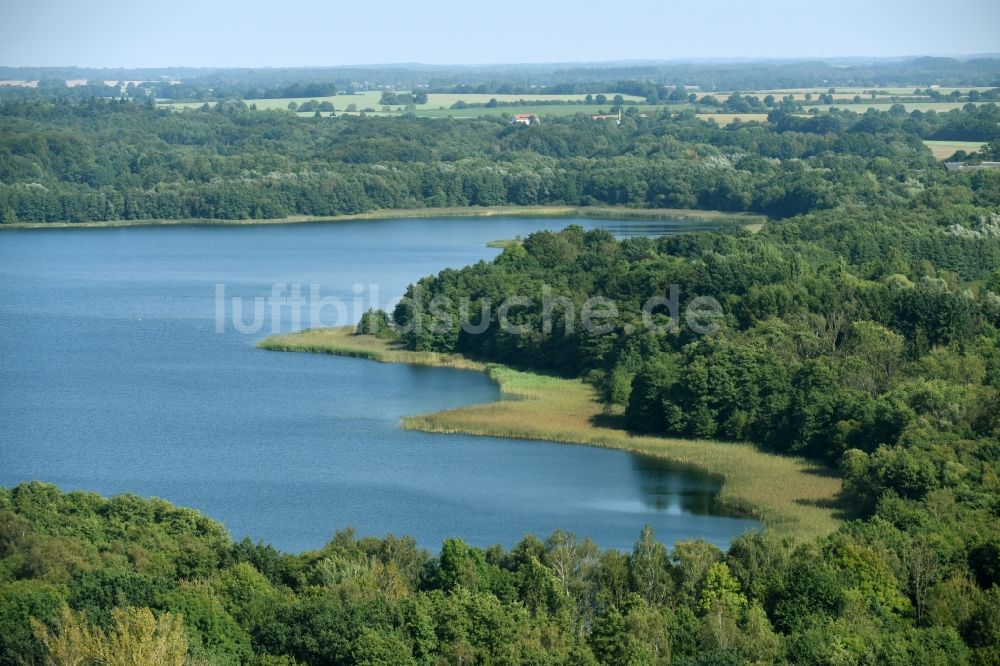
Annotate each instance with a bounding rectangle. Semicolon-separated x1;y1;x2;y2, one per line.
0;217;759;552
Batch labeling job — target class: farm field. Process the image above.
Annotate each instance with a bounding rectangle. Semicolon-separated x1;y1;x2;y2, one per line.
160;92;383;110
721;91;897;102
923;139;988;159
417;103;651;119
816;101;979;113
292;105;656;120
161;91;643;112
417;92;644;106
697;112;770;125
743;86;994;96
159;87;993;123
248;92;381;109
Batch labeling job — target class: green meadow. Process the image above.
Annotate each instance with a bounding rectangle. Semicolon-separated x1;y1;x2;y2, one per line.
923;139;988;159
160;88;987;124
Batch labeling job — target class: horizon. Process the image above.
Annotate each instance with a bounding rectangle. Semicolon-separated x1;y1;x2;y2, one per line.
2;0;998;69
3;54;1000;72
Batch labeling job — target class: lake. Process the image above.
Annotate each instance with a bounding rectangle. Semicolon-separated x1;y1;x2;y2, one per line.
0;217;760;552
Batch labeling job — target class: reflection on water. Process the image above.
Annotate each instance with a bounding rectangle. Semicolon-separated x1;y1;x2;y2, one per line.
597;220;720;238
629;454;744;517
0;217;760;552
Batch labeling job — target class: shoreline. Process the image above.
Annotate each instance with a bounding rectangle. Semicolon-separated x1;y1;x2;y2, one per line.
259;327;844;541
0;205;766;230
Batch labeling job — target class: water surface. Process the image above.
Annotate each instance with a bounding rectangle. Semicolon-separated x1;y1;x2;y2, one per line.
0;217;759;552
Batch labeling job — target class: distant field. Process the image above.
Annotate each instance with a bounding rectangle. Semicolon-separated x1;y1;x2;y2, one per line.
745;86;994;96
163;91;643;113
816;101;978;113
249;92;382;110
418;103;651;119
421;92;643;106
295;111;397;118
160;92;987;122
697;112;769;125
161;92;383;111
724;91;896;102
923;140;987;160
163;99;654;120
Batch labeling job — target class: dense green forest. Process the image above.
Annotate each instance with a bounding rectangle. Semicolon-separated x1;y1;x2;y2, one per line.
2;481;997;665
2;82;1000;664
1;98;999;224
370;97;998;661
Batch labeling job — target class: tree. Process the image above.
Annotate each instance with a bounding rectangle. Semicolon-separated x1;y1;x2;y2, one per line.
629;526;673;605
431;538;486;592
351;628;416;666
925;572;981;631
544;530;598;597
30;605;99;666
588;606;630;665
31;606;188;666
907;538;944;625
0;580;65;666
698;564;745;612
671;540;723;604
843;320;905;398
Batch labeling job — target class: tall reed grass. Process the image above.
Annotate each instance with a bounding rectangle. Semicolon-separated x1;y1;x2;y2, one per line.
260;327;842;540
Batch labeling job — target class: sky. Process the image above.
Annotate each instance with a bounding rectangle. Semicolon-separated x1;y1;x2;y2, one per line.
1;0;999;68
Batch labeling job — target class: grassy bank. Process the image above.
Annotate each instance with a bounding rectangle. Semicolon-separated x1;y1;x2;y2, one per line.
258;326;487;371
0;205;766;230
259;327;843;540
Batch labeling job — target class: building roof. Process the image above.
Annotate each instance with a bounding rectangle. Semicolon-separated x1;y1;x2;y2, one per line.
945;161;1000;171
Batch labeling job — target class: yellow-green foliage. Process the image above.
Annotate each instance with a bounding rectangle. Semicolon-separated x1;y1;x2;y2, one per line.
260;328;843;540
31;605;188;666
259;326;486;371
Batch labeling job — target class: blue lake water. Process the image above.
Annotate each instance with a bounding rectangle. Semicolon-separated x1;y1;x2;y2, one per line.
0;217;760;552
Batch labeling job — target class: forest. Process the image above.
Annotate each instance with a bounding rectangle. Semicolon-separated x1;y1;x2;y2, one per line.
2;480;996;665
343;99;1000;666
1;85;1000;664
0;98;999;224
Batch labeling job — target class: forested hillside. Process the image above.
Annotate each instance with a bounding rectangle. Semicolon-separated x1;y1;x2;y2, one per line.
0;99;998;224
366;99;1000;663
2;481;997;665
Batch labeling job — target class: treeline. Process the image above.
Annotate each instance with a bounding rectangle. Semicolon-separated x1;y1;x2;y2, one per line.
2;98;999;224
392;210;997;464
2;57;999;103
449;95;626;109
3;481;998;665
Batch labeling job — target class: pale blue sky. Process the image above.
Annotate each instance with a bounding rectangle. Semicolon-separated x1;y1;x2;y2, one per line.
2;0;998;67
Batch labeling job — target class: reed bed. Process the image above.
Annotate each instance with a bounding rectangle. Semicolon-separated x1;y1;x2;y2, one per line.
260;327;843;540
